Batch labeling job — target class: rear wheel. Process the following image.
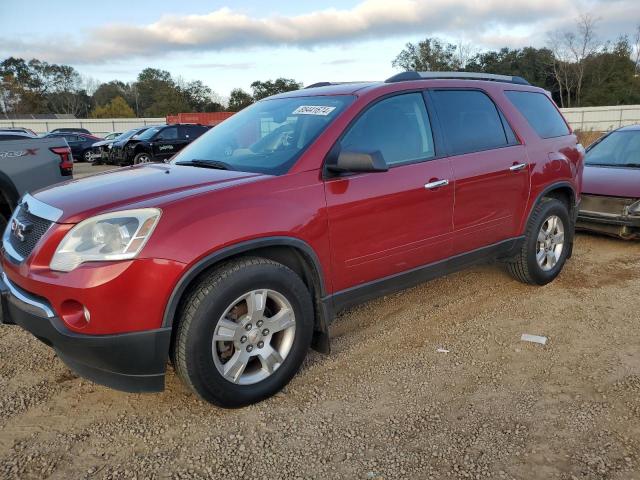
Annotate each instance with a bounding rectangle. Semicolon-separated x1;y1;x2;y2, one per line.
174;257;314;407
506;198;571;285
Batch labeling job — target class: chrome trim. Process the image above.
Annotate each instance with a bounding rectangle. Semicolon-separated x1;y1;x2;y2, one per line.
509;163;528;172
21;193;63;222
2;271;55;318
2;207;24;262
424;179;449;190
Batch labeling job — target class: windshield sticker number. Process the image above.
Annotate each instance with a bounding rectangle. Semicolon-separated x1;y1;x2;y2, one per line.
292;105;336;116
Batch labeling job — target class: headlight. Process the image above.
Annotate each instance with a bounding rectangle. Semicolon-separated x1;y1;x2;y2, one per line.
50;208;161;272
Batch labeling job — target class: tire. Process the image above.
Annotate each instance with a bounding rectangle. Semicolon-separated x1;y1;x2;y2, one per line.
174;257;314;408
82;149;92;162
507;197;572;285
0;213;7;234
133;152;151;165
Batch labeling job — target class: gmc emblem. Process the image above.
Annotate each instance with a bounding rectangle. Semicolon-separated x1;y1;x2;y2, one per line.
11;218;31;242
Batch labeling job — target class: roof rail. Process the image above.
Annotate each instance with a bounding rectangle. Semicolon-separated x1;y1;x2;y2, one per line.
304;81;374;89
385;71;530;85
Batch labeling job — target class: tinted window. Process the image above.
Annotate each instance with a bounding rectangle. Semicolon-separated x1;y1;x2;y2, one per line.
0;134;24;141
505;91;569;139
157;127;178;140
340;93;435;166
431;90;509;155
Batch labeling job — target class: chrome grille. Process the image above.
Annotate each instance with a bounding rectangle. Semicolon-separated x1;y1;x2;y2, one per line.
7;205;52;260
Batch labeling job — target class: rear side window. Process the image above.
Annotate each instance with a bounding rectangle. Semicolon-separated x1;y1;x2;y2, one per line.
340;92;435;167
431;90;511;155
505;91;569;139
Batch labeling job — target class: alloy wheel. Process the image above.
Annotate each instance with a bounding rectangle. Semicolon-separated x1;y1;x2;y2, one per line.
536;214;564;271
212;289;296;385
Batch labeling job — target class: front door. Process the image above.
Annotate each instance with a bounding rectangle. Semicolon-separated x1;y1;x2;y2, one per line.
152;126;182;161
324;92;454;293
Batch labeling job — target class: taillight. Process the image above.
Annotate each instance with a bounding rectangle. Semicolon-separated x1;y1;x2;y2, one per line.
50;147;73;176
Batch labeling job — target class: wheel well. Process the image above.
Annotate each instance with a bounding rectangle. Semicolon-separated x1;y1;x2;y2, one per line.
168;244;329;355
542;186;575;216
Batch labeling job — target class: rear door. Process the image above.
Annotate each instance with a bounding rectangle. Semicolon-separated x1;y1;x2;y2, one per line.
63;135;83;158
324;92;454;292
429;89;530;254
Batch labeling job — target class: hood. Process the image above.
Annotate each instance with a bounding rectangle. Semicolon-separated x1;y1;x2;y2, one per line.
33;163;266;223
583;165;640;198
91;139;114;147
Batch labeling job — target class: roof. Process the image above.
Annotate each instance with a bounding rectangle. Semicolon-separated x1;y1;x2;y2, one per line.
272;72;539;99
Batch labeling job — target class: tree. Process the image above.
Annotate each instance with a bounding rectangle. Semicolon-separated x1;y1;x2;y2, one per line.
93;80;128;108
228;88;254;111
250;78;302;100
392;37;464;71
91;96;136;118
179;79;224;112
548;15;601;107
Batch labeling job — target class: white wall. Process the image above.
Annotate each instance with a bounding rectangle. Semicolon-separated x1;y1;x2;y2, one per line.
0;118;165;136
559;105;640;131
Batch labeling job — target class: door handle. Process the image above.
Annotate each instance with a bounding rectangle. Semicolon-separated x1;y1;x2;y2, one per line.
509;162;527;172
424;179;449;190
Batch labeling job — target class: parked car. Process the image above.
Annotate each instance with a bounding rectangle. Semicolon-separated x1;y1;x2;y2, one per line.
0;127;37;137
107;126;156;165
120;124;210;165
88;131;124;164
577;125;640;239
0;136;73;230
0;132;36;141
51;127;91;135
0;72;583;408
44;132;102;162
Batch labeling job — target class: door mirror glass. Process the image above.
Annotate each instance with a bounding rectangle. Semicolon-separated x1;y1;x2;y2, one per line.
327;149;388;174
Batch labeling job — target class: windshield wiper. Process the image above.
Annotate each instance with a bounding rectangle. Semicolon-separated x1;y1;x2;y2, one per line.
175;159;230;170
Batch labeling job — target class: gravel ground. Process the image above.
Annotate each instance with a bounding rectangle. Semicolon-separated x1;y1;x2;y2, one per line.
1;167;639;479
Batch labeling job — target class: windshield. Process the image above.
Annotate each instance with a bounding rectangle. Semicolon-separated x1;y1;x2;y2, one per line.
137;127;161;140
586;131;640;167
171;95;354;175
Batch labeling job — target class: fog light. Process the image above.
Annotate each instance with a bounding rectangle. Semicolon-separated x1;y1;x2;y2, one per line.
60;300;90;329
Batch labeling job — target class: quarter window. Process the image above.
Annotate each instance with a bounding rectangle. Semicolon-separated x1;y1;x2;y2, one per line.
505;91;570;139
431;90;510;155
340;93;435;167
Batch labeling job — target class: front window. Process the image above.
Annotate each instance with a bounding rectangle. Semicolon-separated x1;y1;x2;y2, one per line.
171;95;354;175
137;127;161;140
586;131;640;168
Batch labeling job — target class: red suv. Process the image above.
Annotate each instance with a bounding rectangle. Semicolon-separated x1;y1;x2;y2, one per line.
0;72;583;407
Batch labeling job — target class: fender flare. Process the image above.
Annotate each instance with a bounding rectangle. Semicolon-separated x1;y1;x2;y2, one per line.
525;181;577;226
161;236;328;329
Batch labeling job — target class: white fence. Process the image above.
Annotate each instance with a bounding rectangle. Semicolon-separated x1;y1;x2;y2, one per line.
1;105;640;136
0;118;165;136
560;105;640;131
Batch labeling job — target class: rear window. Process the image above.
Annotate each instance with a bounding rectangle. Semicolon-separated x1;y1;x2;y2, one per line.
431;90;513;155
505;91;570;139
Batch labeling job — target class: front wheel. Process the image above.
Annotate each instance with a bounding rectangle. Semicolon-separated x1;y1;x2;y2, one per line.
506;198;571;285
82;149;92;162
133;152;152;165
174;257;314;407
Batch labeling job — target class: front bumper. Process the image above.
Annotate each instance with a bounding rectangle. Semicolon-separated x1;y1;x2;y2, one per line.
0;270;171;393
577;194;640;239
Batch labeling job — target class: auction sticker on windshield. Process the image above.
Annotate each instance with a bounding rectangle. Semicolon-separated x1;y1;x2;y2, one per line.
292;105;336;116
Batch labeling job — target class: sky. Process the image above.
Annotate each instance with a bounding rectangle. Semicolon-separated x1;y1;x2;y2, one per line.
1;0;639;100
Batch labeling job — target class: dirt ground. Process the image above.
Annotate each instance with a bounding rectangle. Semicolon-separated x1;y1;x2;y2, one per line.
0;165;639;479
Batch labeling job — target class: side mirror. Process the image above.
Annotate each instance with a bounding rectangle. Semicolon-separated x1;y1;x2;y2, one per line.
327;149;388;174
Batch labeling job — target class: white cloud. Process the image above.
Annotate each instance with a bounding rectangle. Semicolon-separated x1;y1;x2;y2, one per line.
2;0;638;64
